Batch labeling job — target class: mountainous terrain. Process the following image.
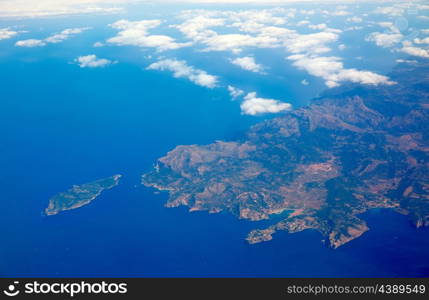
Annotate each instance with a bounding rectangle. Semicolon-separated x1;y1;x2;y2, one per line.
142;60;429;248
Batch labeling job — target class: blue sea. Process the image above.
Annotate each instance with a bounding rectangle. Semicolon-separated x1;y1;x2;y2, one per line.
1;10;429;278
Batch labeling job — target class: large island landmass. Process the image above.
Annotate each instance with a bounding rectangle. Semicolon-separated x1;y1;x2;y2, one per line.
142;60;429;249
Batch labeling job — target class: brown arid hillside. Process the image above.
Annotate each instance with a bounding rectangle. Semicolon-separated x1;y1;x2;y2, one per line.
143;60;429;248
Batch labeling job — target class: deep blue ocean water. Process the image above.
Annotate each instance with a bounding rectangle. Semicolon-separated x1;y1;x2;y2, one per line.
1;11;429;277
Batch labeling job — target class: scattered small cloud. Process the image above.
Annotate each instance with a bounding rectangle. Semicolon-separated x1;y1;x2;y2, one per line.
400;45;429;58
15;27;90;47
296;20;310;26
45;27;89;43
107;19;190;52
74;54;115;68
285;31;339;54
414;37;429;45
396;59;417;64
147;59;218;88
365;32;403;48
230;56;265;73
228;85;244;99
0;28;18;40
15;39;46;47
301;79;309;85
240;92;291;115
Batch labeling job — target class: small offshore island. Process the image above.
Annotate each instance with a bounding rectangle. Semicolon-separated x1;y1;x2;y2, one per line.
45;175;122;216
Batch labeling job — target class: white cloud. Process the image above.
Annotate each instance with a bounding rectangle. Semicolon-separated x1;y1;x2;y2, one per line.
147;59;218;88
400;46;429;58
240;92;291;115
173;9;341;55
296;20;310;26
74;54;115;68
45;27;89;43
231;56;265;73
228;85;244;99
287;55;395;88
306;23;342;34
285;31;339;54
301;79;309;85
174;15;225;41
0;28;18;40
396;59;417;64
15;27;89;47
338;44;346;50
414;37;429;45
365;32;403;48
174;10;296;53
366;22;429;58
15;39;46;47
365;20;429;59
107;19;190;51
172;8;393;90
229;9;287;26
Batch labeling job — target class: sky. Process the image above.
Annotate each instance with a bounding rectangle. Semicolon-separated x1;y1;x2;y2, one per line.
0;1;424;19
1;0;428;115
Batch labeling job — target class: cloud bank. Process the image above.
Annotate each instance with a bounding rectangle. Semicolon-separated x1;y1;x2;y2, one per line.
0;0;127;18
